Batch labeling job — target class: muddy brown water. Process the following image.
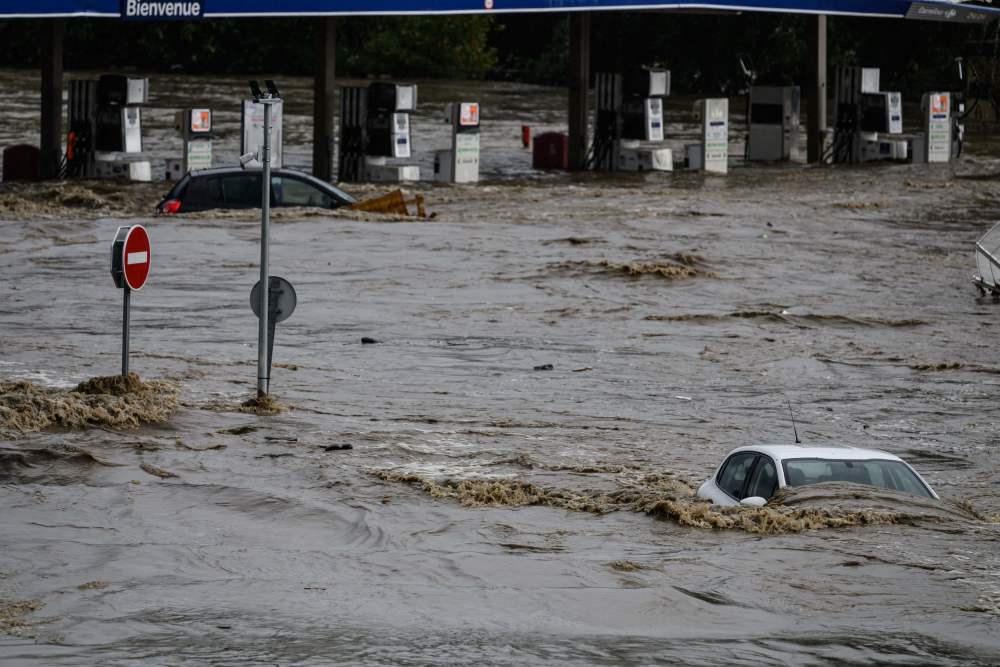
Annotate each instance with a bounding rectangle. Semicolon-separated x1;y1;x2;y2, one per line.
2;70;1000;665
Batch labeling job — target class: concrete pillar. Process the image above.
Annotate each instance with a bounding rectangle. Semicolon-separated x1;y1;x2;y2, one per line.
568;12;591;170
806;14;827;164
313;17;337;182
40;19;65;180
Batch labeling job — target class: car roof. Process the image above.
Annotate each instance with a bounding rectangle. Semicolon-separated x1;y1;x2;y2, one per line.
725;444;905;463
189;166;312;178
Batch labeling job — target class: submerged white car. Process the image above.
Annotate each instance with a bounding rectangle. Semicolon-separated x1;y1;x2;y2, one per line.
696;445;939;507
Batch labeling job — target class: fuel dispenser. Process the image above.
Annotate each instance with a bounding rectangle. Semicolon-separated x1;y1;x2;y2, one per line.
167;108;213;180
67;74;151;181
365;82;420;182
66;79;97;178
338;82;420;183
621;68;670;142
338;86;368;182
922;92;952;163
590;68;673;172
434;102;480;184
831;67;908;164
242;98;283;169
746;86;800;162
687;98;729;174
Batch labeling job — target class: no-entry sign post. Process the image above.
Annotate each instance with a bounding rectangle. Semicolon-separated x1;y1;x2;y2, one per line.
110;224;150;376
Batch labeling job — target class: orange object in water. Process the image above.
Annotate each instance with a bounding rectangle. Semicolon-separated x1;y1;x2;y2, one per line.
350;190;427;218
521;125;531;149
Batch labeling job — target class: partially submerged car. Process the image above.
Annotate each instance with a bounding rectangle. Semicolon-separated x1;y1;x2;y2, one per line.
697;445;938;507
156;167;356;214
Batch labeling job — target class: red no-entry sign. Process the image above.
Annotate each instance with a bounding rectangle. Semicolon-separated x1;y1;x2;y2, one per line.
110;224;151;376
111;225;151;290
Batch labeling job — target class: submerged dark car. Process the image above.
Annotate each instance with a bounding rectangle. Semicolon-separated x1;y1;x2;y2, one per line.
156;167;357;214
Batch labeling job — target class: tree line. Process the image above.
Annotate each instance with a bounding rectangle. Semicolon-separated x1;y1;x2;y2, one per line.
0;13;992;95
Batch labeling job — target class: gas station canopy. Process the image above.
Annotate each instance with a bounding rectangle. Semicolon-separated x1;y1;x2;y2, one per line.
3;0;998;21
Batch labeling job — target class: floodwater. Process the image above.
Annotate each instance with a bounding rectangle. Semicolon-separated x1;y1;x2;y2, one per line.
2;69;1000;665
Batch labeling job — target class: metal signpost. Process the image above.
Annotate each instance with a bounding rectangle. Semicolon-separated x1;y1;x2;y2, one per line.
110;224;151;376
243;80;282;397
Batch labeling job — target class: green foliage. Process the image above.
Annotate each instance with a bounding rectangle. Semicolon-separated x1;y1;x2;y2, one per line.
345;16;498;79
0;13;989;95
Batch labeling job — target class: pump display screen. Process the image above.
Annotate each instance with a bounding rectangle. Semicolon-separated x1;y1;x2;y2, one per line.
459;103;479;126
861;94;889;132
750;103;783;125
190;109;211;134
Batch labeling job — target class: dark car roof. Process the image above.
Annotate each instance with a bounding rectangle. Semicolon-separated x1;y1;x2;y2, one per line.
190;166;324;184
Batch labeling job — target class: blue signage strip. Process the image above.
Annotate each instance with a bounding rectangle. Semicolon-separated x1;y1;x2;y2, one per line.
1;0;997;19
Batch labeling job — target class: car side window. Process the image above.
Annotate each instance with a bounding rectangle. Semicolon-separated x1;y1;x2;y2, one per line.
221;174;261;207
272;176;332;208
746;456;778;500
183;176;223;208
717;453;758;500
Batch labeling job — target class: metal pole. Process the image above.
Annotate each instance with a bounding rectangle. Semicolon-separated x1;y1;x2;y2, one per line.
122;287;130;376
257;102;272;397
806;14;828;164
40;19;65;179
313;17;337;182
568;12;592;170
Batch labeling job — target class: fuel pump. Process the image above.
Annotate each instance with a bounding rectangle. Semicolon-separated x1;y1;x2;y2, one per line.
435;102;480;184
831;66;908;164
66;79;98;178
337;86;368;183
364;82;420;182
95;75;147;154
922;92;952;162
590;68;672;172
688;98;729;174
81;74;152;181
621;68;670;142
746;86;800;162
167;108;212;180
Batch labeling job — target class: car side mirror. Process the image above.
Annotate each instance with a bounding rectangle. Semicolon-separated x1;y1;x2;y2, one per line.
739;496;768;508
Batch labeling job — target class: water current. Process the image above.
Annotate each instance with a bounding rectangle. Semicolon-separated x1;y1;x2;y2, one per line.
1;69;1000;665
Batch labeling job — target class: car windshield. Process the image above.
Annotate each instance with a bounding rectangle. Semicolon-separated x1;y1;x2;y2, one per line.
782;458;933;498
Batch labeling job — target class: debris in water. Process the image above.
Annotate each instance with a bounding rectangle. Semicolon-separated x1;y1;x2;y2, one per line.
608;560;655;572
361;337;380;345
349;190;428;218
77;581;109;591
533;364;554;371
550;258;715;281
175;438;226;451
140;462;179;479
373;469;970;535
0;598;45;638
324;444;353;452
218;425;258;436
0;373;179;433
239;394;284;415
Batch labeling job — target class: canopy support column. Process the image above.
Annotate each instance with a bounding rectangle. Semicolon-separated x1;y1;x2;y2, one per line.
806;13;827;164
40;19;64;180
313;17;336;181
568;11;591;171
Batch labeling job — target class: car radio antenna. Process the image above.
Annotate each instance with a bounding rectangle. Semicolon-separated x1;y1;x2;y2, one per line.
786;398;801;444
